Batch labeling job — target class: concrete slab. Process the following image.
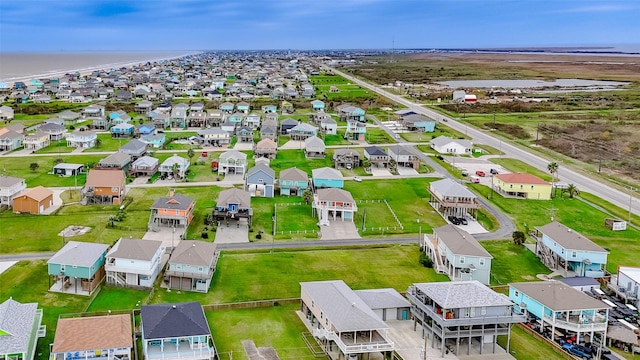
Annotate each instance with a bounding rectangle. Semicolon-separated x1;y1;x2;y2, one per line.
41;188;66;215
371;167;393;177
0;261;17;275
132;176;150;185
214;220;249;244
386;320;458;360
143;226;187;250
397;167;419;176
320;220;360;240
448;158;510;187
234;142;254;150
279;140;304;150
454;218;488;235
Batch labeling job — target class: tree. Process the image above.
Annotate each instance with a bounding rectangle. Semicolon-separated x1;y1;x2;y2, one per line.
361;158;371;170
564;183;580;199
512;231;526;246
171;163;180;181
302;188;314;205
29;163;39;172
95;138;102;149
187;148;195;164
547;162;558;197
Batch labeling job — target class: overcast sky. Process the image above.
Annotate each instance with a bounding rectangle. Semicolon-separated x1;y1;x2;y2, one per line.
1;0;639;51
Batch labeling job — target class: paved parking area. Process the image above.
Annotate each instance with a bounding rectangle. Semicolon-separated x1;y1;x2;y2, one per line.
386;320;458;360
143;226;187;250
448;157;509;187
371;167;393;177
214;220;249;243
397;166;419;176
320;220;359;240
233;141;254;150
279;140;304;150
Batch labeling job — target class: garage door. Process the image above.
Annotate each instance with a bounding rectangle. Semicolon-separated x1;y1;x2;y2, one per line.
373;309;384;321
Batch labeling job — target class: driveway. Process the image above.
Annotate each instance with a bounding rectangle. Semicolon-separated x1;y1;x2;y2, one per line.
233;141;254;150
279;140;304;150
41;188;66;215
320;220;360;240
371;167;393;177
143;226;187;250
386;320;458;360
447;157;509;187
397;167;419;176
214;220;249;243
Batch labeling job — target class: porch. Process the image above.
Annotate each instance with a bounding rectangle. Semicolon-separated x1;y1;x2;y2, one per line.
144;338;215;360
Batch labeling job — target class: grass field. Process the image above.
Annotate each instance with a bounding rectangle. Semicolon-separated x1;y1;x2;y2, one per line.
481;240;551;285
365;128;395;144
206;304;321;360
86;286;150;312
83;133;124;152
0;154;105;187
490;158;553;181
323;132;352;145
354;200;404;235
33;139;74;154
498;326;566;360
152;245;448;304
271;149;334;174
274;202;318;239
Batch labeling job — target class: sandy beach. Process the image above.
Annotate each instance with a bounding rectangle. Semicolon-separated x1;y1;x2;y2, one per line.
0;51;201;84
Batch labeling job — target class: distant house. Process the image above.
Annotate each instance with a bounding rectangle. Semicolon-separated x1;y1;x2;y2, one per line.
243;113;261;129
213;187;253;226
170;104;188;128
110;123;135;138
66;130;97;148
187;110;206;128
13;186;54;215
245;163;276;198
336;104;365;122
218;150;247;175
532;221;608;277
313;188;357;224
428;178;481;219
333;149;360;170
280;118;298;134
129;155;159;177
140;302;216;359
278;167;309;196
424;225;493;284
165;241;220;292
492;173;552;200
52;163;84;177
96;152;132;172
135;99;154;114
388;145;419;169
119;139;148;159
149;189;195;229
319;114;338;135
51;314;132;360
311;99;325;112
237;101;250;113
159;154;190;179
0;130;24;151
344;120;366;141
140;133;166;149
312;167;344;189
260;120;278;141
0;298;45;360
290;122;318;141
58;110;81;125
0;175;26;207
198;128;230;146
254;138;277;159
23;131;50;150
220;101;234;113
0;105;14;120
82;169;126;205
106;237;164;288
47;241;109;295
430;136;473;155
235;126;254;143
401;114;436;132
38;123;67;140
364;146;389;168
615;266;640;307
304;136;325;159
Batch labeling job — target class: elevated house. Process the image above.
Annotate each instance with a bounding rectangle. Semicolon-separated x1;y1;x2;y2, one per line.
213;188;252;226
428;178;480;219
532;221;608;277
187;111;206;128
0;105;14;120
47;241;109;295
141;133;166;149
336;105;365;122
82;169;126;205
304;136;325;159
344;120;366;141
254;138;277;159
220;102;234;113
406;281;526;357
135;99;154;114
319;114;338;135
278;167;309;196
13;186;54;215
492;173;552;200
66;130;97;148
401;114;436;132
300;281;395;360
312;167;344;189
96;152;132;173
0;298;45;360
119;139;148;159
152;113;170;129
206;110;224;127
140;302;216;360
38;123;67;140
243;113;261;129
137;123;156;137
280;118;298;135
106;237;164;289
430;136;473;155
259;120;278;141
197;128;230;147
235;126;254;143
509;281;609;343
149;189;195;230
23;131;50;150
58;110;80;125
165;241;219;293
290;122;318;141
129;155;159;177
218;150;247;175
313;188;357;225
423;225;493;285
311;99;325;112
364;146;389;168
51;314;132;360
388;145;419;169
614;266;640;307
245;163;276;198
110;123;135;138
0;175;26;207
333;149;360;170
0;130;24;151
159;154;190;179
354;288;412;321
170;104;188;128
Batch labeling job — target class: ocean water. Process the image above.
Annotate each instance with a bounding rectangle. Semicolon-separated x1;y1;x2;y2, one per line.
0;51;197;83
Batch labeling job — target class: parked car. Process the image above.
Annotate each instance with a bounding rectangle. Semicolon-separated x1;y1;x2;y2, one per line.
447;215;461;225
490;168;499;175
458;217;468;225
470;176;480;184
568;346;592;359
353;176;362;182
461;170;469;177
476;170;486;177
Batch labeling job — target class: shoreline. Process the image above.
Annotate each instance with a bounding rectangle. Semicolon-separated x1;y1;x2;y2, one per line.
0;51;202;85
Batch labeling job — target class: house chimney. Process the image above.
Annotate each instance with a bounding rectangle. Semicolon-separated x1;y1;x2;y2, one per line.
169;188;175;198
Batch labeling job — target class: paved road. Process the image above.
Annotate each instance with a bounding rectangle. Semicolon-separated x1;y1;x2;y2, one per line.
327;65;640;218
368;115;515;240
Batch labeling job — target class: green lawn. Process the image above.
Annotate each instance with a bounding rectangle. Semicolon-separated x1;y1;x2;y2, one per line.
0;260;91;358
490;158;552;181
365;128;395;144
34;139;74;154
271;149;334;174
83;134;124;152
399;131;433;143
0;154;107;187
152;245;448;304
498;325;565;360
475;144;505;156
324;132;352;146
86;286;150;312
275;202;318;239
206;304;323;360
481;240;551;285
469;184;640;273
354;200;404;236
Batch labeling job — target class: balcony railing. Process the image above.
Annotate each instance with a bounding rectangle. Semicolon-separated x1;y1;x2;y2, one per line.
165;268;214;280
312;328;394;354
542;314;608;332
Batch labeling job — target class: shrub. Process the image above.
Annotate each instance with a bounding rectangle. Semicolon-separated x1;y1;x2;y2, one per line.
419;252;433;268
201;232;209;239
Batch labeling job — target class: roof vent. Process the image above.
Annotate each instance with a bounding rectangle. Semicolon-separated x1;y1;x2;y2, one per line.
172;305;177;309
352;302;356;307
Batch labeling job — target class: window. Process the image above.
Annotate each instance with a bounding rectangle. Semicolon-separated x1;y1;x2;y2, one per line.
514;290;519;297
311;301;314;308
60;264;66;272
460;256;465;264
481;307;487;315
258;178;264;183
320;312;323;319
176;210;180;215
111;186;119;192
572;251;577;258
509;184;513;189
479;258;485;266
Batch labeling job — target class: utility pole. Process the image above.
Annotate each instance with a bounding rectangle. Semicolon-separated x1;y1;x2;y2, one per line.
535;123;539;146
629;187;637;225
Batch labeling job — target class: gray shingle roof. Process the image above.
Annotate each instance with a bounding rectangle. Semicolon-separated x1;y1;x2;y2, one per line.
217;188;251;208
247;163;275;178
388;145;414;157
120;139;147;152
312;167;342;180
317;188;355;203
535;221;606;253
169;240;217;267
141;302;211;339
47;241;109;267
0;298;39;354
510;281;610;311
0;175;24;188
279;167;308;182
414;281;512;309
301;280;388;332
354;289;410;310
107;238;163;261
220;150;247;161
151;193;194;211
99;152;131;165
364;146;387;156
434;225;492;258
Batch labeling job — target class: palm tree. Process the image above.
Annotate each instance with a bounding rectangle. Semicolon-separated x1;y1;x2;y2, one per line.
361;158;371;171
302;188;314;205
547;162;558;197
95;138;102;149
187;148;195;164
171;163;180;181
564;184;580;199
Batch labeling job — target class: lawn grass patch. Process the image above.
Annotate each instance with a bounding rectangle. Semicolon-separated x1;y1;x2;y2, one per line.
274;202;318;238
0;154;106;187
354;200;403;235
83;134;123;152
34;139;74;154
271;149;333;174
497;325;565;360
476;208;499;232
152;245;448;304
482;240;550;285
323;132;352;146
86;286;150;312
475;144;505;156
365;128;395;144
490;158;552;181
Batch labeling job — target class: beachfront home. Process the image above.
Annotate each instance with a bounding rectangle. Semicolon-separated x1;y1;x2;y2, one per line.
492;173;552;200
149;189;195;230
406;281;526;357
510;281;609;343
66;130;97;148
0;130;24;151
401;114;436;132
428;178;481;219
0;175;26;208
165;241;219;293
38;123;67;140
336;104;365;122
129;156;159;178
532;221;608;277
430;136;473;155
313;188;357;225
140;302;216;360
388;145;419;169
254;138;277;159
423;224;493;284
213;188;253;226
245;163;275;198
304;136;325;159
278;167;309;196
82;169;126;205
47;241;109;295
312;167;344;189
12;186;54;215
51;314;132;360
0;298;46;360
159;154;190;179
105;237;164;288
119;139;148;159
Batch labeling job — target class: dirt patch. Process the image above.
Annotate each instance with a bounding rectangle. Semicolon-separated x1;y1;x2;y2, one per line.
58;225;91;237
242;340;280;360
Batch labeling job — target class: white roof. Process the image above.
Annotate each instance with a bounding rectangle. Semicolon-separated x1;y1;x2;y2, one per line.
619;266;640;284
430;178;477;199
